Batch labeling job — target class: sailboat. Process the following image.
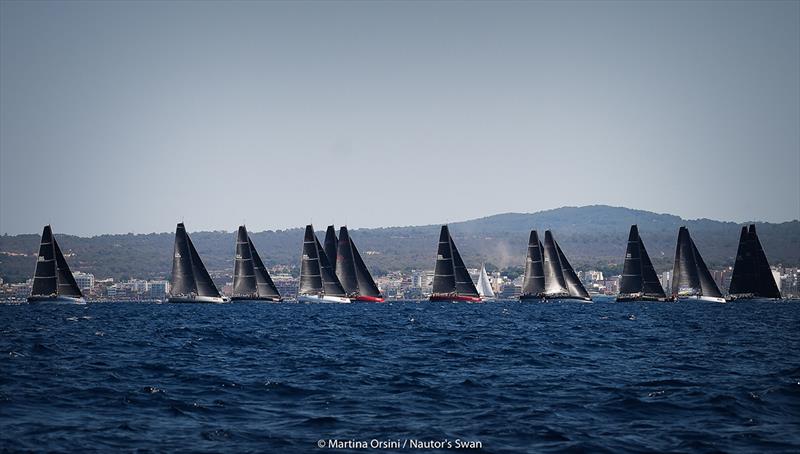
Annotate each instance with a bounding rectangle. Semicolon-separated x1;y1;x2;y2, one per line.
429;225;482;303
230;225;282;302
475;264;495;301
168;223;226;303
297;224;350;303
671;226;725;303
28;225;85;304
727;224;781;301
539;230;592;302
519;230;546;301
335;226;385;302
616;225;669;302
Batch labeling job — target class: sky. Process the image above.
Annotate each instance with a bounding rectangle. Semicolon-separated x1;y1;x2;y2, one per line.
1;1;798;236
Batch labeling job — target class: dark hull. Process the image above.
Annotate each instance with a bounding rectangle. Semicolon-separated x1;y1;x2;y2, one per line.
519;294;546;302
229;296;282;302
429;294;482;303
616;295;671;302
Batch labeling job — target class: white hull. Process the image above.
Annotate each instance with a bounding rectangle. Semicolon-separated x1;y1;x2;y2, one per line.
297;294;351;304
27;295;86;304
167;295;228;303
676;295;727;303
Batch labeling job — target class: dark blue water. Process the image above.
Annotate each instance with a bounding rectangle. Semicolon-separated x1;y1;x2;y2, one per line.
1;300;798;453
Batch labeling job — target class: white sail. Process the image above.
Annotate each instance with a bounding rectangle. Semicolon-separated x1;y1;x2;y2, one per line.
476;265;495;298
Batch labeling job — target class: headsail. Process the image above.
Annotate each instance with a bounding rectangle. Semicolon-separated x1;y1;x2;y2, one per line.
315;234;347;297
542;230;569;296
690;236;722;298
351;237;382;298
450;234;479;297
233;226;257;298
476;265;495;298
432;225;456;294
299;224;324;295
521;230;546;297
555;242;590;299
53;238;82;298
249;237;281;299
639;236;666;298
749;225;781;298
186;233;221;298
31;225;58;297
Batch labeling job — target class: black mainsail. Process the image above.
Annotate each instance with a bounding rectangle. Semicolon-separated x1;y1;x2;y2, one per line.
432;225;456;294
299;224;324;295
249;237;281;300
232;226;258;298
169;223;222;300
29;225;83;300
521;230;546;298
542;230;569;297
336;226;382;299
324;225;338;274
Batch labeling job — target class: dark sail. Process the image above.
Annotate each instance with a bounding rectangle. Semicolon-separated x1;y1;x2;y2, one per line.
432;225;456;294
186;233;221;298
542;230;568;295
299;224;323;295
639;236;666;298
31;225;58;297
690;236;722;298
53;238;83;298
556;242;590;299
672;226;699;295
450;235;479;297
335;226;359;295
521;230;546;296
351;237;382;298
169;223;197;296
324;225;338;274
315;235;347;297
728;226;756;295
749;225;781;298
249;237;281;299
232;226;257;297
619;225;643;295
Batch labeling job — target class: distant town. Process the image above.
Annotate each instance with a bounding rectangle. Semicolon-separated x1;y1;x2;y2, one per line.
2;264;798;302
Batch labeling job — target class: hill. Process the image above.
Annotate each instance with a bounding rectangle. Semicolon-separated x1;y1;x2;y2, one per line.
1;205;798;283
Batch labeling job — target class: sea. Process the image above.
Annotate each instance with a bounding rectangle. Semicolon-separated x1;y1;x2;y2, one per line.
1;299;798;453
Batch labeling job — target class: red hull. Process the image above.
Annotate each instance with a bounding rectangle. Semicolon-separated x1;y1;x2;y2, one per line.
429;294;483;303
354;295;386;303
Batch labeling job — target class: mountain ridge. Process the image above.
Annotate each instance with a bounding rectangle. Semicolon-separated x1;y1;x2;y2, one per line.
1;205;798;283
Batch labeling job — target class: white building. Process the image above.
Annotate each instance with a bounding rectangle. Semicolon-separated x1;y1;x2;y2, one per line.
73;271;95;291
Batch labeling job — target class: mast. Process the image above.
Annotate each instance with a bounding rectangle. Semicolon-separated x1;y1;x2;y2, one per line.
53;238;83;298
476;265;495;298
232;225;257;298
299;224;324;295
555;241;590;299
749;225;781;298
542;230;569;296
619;225;643;295
315;234;347;297
639;235;666;298
30;225;58;297
728;226;756;296
169;223;197;297
672;226;700;296
432;225;456;294
249;237;281;299
690;235;722;298
335;226;359;295
324;225;338;274
351;237;382;298
186;233;221;298
450;234;479;297
521;230;546;296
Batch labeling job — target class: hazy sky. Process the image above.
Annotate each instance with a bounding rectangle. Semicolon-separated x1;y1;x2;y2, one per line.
1;1;798;236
